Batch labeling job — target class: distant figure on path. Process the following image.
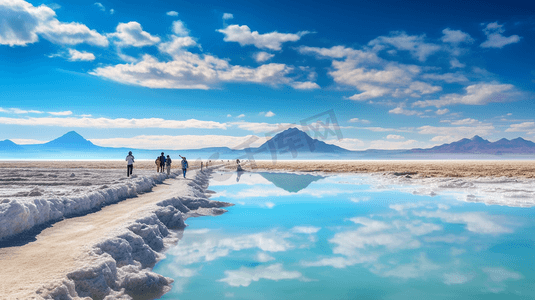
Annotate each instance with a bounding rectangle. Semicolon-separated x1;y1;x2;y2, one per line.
155;157;161;172
201;161;203;171
159;152;166;173
126;151;135;177
179;155;188;178
236;159;243;172
166;155;172;175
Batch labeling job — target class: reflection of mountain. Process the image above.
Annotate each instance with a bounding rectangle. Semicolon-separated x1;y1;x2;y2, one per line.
258;172;324;193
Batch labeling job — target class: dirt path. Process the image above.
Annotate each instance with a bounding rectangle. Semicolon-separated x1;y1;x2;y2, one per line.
0;171;197;299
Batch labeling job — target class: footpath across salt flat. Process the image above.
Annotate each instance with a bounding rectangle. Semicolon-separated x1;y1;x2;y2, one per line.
0;168;232;300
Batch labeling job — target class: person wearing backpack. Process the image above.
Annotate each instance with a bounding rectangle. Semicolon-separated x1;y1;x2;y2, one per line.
159;152;166;173
179;155;188;178
166;155;172;175
126;151;135;177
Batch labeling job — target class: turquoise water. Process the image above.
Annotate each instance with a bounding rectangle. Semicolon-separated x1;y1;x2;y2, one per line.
154;172;535;299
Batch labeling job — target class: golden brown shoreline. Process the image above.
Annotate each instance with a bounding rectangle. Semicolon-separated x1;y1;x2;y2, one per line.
248;160;535;178
1;160;535;178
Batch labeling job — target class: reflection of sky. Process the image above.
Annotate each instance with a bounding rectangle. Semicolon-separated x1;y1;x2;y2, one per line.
154;172;535;299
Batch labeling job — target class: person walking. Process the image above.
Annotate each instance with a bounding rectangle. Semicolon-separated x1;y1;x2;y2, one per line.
166;155;172;175
159;152;166;173
179;155;188;178
155;156;161;172
126;151;135;177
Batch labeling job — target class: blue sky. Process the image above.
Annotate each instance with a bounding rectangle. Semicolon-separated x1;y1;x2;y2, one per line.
1;0;534;150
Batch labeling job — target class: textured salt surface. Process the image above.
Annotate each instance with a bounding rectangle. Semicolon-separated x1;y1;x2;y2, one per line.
0;168;169;242
366;173;535;207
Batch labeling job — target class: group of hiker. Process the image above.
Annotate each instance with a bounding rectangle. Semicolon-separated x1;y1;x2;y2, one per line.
125;151;189;178
155;152;173;175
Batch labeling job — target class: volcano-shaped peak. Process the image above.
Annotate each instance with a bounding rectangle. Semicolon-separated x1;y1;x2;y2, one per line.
45;131;97;149
470;135;489;143
0;139;23;150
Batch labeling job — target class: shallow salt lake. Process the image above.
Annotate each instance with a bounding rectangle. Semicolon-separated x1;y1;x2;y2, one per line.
154;171;535;299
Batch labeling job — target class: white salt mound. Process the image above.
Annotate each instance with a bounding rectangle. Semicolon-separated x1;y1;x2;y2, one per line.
0;169;172;242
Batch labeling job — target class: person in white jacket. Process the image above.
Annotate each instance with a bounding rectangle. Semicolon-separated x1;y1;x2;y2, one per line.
126;151;135;177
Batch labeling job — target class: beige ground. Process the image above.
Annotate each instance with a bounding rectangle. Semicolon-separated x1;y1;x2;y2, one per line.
1;160;535;178
0;171;199;300
247;160;535;178
0;160;206;171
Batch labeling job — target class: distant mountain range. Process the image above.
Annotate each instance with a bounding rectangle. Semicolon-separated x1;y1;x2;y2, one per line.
1;129;534;160
410;135;535;154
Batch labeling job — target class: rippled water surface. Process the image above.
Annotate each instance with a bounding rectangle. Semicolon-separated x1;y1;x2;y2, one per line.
154;172;535;299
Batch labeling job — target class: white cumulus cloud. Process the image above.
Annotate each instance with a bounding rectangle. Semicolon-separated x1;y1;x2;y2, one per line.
166;11;178;17
301;45;442;101
441;28;474;44
505;122;535;134
67;49;95;61
254;51;275;62
368;31;442;62
436;108;449;115
93;2;105;11
91;53;299;89
108;22;160;47
413;83;515;107
290;81;320;90
389;107;423;116
480;22;521;48
218;24;309;50
172;20;189;36
0;0;108;47
158;36;197;57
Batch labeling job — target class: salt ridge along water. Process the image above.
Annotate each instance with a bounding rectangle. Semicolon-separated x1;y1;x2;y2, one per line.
0;168;169;242
0;167;233;299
